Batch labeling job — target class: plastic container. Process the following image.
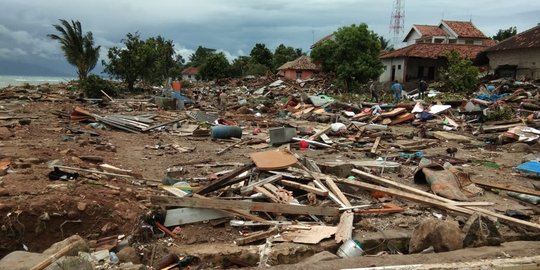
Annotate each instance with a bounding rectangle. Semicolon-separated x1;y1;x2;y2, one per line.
109;251;119;264
211;125;242;139
337;239;364;258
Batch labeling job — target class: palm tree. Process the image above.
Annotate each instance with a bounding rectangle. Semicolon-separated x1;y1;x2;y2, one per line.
379;36;394;51
48;19;100;80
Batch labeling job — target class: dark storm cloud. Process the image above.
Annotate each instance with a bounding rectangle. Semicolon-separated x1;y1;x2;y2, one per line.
0;0;538;74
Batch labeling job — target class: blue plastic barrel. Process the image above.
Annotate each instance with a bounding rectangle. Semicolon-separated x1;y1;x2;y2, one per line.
211;125;242;139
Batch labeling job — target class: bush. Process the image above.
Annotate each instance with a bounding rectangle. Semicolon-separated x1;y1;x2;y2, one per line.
80;75;117;98
440;51;480;92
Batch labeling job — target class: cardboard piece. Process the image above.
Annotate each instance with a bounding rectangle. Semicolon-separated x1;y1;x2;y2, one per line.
249;150;298;170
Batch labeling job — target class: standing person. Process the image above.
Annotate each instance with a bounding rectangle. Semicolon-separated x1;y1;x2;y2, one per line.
369;80;379;103
390;80;403;103
418;78;428;99
219;90;228;112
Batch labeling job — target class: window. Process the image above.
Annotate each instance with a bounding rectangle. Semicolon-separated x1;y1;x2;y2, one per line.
296;70;302;79
448;39;457;44
384;66;387;71
397;65;402;70
465;40;474;45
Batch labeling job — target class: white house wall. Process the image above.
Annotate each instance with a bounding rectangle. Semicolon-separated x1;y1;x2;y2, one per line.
405;31;421;45
488;48;540;80
405;58;447;81
379;58;405;83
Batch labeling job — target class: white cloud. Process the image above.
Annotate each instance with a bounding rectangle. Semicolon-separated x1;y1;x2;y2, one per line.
0;47;28;58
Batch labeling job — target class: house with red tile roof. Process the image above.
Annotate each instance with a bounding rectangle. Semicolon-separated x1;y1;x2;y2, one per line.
181;66;199;81
380;20;494;83
485;24;540;80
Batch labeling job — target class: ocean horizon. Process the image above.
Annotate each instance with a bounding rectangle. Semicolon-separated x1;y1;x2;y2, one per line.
0;75;77;89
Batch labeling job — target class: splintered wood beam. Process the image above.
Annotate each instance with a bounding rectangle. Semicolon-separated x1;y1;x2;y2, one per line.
280;180;329;196
371;136;381;154
234;227;279;246
324;177;352;207
152;196;340;217
347;169;540;231
240;175;282;195
195;163;255;195
192;194;269;223
472;180;540;197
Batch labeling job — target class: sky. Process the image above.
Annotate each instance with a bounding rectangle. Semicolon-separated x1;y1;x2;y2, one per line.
0;0;539;75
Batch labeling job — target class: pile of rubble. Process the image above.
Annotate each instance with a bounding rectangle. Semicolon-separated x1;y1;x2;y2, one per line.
2;77;540;269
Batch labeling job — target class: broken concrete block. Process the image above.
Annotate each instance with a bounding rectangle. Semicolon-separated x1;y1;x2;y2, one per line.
409;218;464;253
269;127;296;145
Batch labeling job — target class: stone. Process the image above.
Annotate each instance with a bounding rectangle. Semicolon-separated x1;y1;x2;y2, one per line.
0;127;12;140
77;202;87;212
300;251;339;264
0;251;48;270
45;256;93;270
409;218;464;253
101;222;118;233
507;143;533;153
43;234;90;256
462;214;502;248
117;247;141;264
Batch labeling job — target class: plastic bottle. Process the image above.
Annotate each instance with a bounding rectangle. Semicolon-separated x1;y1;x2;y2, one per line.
109;251;119;264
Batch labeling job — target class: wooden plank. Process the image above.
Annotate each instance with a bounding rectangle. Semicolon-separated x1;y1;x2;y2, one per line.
473;180;540;197
253;186;280;203
349;169;540;231
371;136;381;154
280;180;328;196
192;194;269;223
355;203;404;214
308;125;332;141
324;177;351;207
277;225;337;244
153;196;340;217
164;208;231;226
240;175;282;195
234;227;278;246
335;211;354;243
195;163;255;195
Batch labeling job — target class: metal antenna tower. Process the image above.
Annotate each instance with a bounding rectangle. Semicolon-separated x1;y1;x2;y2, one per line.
389;0;405;48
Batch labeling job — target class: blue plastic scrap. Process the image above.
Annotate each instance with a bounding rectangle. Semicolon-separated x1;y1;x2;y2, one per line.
476;93;509;101
515;160;540;176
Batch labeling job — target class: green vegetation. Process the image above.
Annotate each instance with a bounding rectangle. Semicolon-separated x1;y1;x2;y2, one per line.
439;51;479;92
199;52;230;80
311;23;384;92
48;19;100;80
378;36;394;51
80;74;117;98
102;33;182;90
273;44;303;71
492;26;517;42
249;43;273;70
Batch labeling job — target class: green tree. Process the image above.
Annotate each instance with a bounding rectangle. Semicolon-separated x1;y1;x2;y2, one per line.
230;56;251;77
440;51;479;92
188;46;216;67
311;23;383;92
492;26;517;41
48;19;100;80
199;52;230;80
378;36;394;51
102;33;180;90
273;44;302;71
250;43;273;69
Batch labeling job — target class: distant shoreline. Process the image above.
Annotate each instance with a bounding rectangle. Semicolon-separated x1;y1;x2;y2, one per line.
0;75;76;89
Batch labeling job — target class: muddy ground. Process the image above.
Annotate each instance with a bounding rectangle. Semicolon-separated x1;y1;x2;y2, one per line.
1;86;540;268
